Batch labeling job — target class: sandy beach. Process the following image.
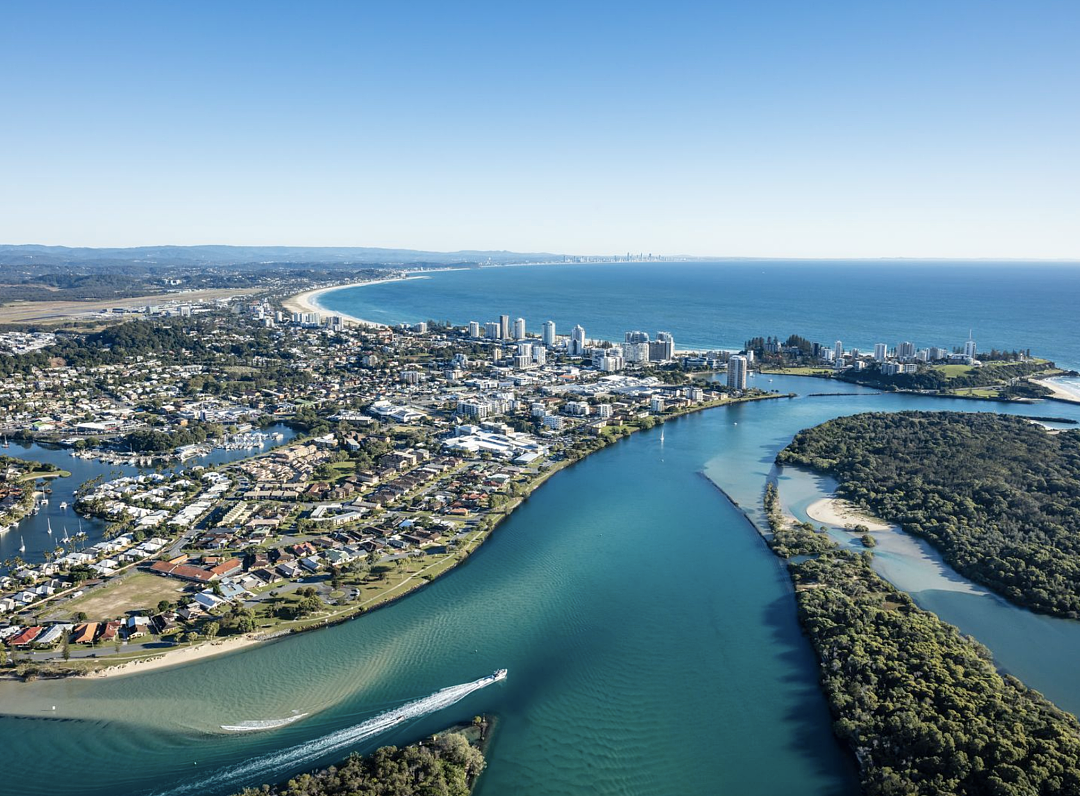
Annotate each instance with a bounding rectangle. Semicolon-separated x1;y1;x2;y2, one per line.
805;497;893;532
81;633;270;679
281;276;421;326
1035;377;1080;405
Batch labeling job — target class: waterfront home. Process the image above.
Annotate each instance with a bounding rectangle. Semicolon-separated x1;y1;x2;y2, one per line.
33;624;71;647
98;621;121;643
124;616;151;638
71;622;99;645
8;626;43;647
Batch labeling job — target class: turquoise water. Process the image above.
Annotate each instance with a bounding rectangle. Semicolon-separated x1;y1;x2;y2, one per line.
319;261;1080;369
0;425;297;567
0;397;860;796
4;379;1080;795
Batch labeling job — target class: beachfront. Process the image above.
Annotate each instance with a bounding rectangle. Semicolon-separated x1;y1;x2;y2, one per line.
281;277;422;326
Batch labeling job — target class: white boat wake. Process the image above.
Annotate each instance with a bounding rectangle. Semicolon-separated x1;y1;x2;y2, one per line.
155;669;506;795
220;711;310;732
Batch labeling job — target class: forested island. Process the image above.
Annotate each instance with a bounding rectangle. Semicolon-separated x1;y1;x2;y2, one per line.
234;722;487;796
778;412;1080;617
761;486;1080;795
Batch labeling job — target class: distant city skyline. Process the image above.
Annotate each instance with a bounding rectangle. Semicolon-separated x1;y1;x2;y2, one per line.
3;2;1078;259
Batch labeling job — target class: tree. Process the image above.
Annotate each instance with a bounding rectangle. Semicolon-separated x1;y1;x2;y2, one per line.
61;634;71;661
204;621;220;641
157;600;172;614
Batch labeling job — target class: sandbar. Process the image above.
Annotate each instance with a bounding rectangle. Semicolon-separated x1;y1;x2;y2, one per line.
805;497;893;532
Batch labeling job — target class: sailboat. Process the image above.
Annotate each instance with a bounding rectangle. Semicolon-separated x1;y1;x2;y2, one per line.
47;517;53;535
2;434;8;448
19;537;26;553
62;526;70;544
660;427;665;444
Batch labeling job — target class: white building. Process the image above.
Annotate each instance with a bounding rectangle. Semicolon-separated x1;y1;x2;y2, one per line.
468;321;481;338
873;343;887;361
727;355;748;390
570;325;587;357
964;335;977;361
564;401;591;416
543;320;556;348
514;317;526;340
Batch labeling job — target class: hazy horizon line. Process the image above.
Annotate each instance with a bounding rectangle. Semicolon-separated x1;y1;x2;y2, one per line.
2;242;1079;264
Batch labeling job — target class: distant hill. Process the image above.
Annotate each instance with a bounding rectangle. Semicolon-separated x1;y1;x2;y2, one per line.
0;244;567;268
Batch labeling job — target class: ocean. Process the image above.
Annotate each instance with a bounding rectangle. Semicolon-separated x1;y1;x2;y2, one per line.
318;260;1080;369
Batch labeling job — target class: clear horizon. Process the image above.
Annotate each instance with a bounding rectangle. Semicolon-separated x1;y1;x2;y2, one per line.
3;1;1078;259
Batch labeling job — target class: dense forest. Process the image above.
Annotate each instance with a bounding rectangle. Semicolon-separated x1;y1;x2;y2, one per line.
791;548;1080;795
837;360;1054;394
778;412;1080;617
234;730;485;796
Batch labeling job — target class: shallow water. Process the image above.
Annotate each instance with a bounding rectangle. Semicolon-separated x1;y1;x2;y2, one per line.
4;377;1080;795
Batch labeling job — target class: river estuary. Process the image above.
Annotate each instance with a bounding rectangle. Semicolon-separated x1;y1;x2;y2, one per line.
2;377;1080;795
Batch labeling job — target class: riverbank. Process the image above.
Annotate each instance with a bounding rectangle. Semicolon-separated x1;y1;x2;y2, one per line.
5;391;792;682
281;277;422;326
1035;376;1080;405
82;633;269;678
805;497;892;532
229;718;489;796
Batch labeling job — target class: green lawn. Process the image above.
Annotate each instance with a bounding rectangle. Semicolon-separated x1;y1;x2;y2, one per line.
760;366;834;376
932;364;974;379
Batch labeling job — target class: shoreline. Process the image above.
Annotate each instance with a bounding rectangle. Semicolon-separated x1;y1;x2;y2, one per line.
281;276;424;326
1;392;792;687
805;496;893;532
1034;377;1080;405
81;633;270;679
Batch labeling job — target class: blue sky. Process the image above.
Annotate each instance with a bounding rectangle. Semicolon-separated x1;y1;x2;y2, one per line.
2;1;1078;258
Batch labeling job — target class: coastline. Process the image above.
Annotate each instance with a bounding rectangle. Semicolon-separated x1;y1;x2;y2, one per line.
1035;376;1080;405
82;633;269;679
805;496;893;532
1;391;792;686
281;276;427;327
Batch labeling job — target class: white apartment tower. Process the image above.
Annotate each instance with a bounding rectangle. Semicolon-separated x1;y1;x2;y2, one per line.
728;355;748;390
543;320;556;348
514;317;526;340
570;325;586;357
